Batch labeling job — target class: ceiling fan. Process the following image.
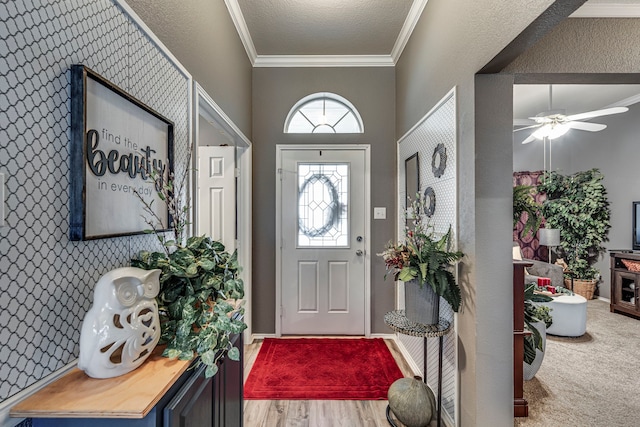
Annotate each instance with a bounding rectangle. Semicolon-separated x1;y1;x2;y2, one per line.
514;85;629;144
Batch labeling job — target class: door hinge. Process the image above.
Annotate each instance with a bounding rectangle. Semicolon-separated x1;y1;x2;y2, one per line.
280;305;285;318
277;168;283;180
235;167;240;178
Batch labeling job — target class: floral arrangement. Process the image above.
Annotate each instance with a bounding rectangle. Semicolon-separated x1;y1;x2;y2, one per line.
378;195;464;311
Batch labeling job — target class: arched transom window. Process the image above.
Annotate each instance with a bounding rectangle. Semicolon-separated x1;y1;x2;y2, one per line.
284;92;364;134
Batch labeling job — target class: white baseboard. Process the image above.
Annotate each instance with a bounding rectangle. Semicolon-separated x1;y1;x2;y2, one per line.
250;333;397;342
250;333;277;342
389;334;421;377
597;296;611;303
0;360;77;427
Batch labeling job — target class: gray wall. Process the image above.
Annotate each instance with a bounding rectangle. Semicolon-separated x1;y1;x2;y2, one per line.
126;0;253;139
251;67;396;334
514;101;640;300
396;0;555;425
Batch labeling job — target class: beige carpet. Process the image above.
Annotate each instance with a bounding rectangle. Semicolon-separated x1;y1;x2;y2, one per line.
515;299;640;426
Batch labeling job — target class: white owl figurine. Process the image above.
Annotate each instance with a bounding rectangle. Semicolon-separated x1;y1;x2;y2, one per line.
78;267;162;379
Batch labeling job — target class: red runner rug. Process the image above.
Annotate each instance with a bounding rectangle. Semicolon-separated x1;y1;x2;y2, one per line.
244;338;404;400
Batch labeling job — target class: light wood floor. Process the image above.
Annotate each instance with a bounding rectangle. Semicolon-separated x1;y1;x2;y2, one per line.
242;338;419;427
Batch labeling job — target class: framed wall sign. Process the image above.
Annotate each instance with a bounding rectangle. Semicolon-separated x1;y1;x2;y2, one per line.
70;65;174;240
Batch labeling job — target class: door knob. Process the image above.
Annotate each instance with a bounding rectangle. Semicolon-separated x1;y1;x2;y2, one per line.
356;250;363;256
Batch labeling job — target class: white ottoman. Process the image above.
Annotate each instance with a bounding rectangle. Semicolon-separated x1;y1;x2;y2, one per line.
537;294;587;337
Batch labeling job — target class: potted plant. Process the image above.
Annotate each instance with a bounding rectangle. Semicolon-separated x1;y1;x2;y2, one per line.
513;184;542;239
523;283;553;380
378;195;464;325
537;168;611;299
131;162;246;378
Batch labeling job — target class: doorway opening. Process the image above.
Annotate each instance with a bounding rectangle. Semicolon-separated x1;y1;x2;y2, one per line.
193;82;253;342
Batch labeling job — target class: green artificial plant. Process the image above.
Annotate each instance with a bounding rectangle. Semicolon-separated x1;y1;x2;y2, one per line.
537;168;611;280
132;236;246;378
523;283;553;365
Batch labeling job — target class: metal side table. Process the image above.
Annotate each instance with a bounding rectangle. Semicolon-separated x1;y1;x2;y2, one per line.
384;310;452;427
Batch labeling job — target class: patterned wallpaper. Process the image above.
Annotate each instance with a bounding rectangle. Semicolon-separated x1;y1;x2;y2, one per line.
0;0;190;410
397;90;458;423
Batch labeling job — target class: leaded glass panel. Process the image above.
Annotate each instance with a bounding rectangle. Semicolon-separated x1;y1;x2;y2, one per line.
298;163;349;247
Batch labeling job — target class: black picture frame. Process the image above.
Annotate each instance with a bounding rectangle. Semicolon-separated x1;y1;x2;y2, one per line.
70;65;174;241
405;152;420;209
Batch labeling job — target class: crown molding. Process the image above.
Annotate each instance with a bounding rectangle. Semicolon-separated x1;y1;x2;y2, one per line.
391;0;429;63
570;3;640;18
226;0;427;67
224;0;257;65
253;55;395;68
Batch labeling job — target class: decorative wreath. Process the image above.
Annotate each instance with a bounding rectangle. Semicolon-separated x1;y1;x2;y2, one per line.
423;187;436;217
298;174;341;238
432;143;447;178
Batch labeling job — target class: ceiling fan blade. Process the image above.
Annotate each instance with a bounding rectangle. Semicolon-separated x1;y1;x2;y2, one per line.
566;121;607;132
521;133;538;144
565;106;629;122
528;116;552;123
513;124;542;132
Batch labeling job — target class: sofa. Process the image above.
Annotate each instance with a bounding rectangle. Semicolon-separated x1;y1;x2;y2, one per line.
513;242;564;288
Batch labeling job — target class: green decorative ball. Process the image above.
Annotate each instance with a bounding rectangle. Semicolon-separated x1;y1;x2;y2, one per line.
387;376;436;427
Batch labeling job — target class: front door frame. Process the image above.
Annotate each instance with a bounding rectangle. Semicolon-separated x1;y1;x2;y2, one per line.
275;144;371;337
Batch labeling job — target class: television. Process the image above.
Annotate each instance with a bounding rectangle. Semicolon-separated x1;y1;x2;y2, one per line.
634;202;640;250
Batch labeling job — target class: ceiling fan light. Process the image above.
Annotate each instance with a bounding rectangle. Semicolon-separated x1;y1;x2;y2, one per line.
532;122;570;140
548;123;570;139
532;125;551;140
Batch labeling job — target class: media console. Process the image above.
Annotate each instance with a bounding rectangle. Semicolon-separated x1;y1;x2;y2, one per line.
610;251;640;320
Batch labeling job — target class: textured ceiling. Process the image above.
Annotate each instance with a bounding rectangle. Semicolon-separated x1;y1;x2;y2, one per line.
236;0;414;56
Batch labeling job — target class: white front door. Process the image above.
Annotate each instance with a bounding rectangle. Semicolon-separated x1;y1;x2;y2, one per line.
279;146;368;335
197;146;236;251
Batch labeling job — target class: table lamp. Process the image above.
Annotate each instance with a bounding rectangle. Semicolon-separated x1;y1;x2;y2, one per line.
539;227;560;263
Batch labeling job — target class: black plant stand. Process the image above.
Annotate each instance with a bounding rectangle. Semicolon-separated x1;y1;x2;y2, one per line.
384;310;452;427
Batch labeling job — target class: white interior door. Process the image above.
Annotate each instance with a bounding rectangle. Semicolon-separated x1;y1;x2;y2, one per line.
197;146;236;251
279;147;367;335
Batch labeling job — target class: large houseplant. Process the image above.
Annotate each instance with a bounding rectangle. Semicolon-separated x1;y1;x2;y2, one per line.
537;169;611;295
379;195;464;320
132;162;246;378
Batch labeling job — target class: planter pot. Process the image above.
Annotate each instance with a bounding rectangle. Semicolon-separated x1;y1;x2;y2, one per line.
523;321;546;381
405;279;439;326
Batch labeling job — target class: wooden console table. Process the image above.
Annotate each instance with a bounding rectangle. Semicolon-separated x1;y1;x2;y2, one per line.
11;334;243;427
384;310;452;427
